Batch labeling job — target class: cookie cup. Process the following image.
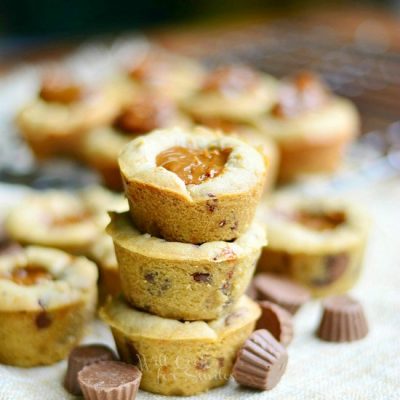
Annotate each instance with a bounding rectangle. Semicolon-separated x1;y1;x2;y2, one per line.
100;295;260;396
184;73;277;121
0;246;97;367
17;86;120;159
110;50;205;105
257;194;369;297
5;191;102;255
258;97;359;182
119;127;267;243
107;211;266;320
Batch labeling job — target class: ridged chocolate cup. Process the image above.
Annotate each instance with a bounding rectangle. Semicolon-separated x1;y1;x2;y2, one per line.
78;360;142;400
317;295;368;342
256;301;294;346
254;273;311;314
64;344;117;395
232;329;288;390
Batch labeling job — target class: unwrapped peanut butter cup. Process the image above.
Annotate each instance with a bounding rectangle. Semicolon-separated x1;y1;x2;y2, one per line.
256;301;293;346
254;273;311;314
64;344;117;395
232;329;288;391
78;360;142;400
317;295;368;342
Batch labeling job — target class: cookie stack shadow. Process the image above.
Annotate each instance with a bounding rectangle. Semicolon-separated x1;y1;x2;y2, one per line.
99;128;268;396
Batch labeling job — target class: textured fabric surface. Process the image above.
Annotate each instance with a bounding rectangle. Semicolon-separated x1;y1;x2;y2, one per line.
0;180;399;400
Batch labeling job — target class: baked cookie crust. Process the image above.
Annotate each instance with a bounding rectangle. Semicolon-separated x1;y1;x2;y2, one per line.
100;295;260;396
119;127;267;243
107;211;266;320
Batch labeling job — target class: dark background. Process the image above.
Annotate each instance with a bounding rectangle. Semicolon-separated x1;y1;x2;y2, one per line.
1;0;399;39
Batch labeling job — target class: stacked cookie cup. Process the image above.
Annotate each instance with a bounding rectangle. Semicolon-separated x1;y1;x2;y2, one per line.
100;126;268;395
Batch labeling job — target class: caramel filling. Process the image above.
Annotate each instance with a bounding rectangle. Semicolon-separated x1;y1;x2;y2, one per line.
201;65;260;95
295;210;346;231
39;71;83;104
156;146;231;185
272;71;329;118
113;97;176;134
1;266;53;286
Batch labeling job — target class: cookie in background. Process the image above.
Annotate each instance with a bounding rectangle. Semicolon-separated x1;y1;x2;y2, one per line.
82;95;190;190
256;71;360;182
0;246;98;367
182;65;280;191
4;187;126;256
184;64;278;123
256;192;370;297
109;47;206;106
17;68;121;160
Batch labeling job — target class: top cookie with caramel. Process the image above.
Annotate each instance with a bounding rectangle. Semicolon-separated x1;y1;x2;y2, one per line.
119;127;267;243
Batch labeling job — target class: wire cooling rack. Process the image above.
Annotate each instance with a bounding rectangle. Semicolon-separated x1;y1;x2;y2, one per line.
0;21;399;189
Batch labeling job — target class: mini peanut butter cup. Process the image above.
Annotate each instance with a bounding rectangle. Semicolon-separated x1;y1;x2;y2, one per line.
253;273;311;314
317;295;368;342
78;360;141;400
232;329;288;391
64;344;117;395
256;301;293;346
